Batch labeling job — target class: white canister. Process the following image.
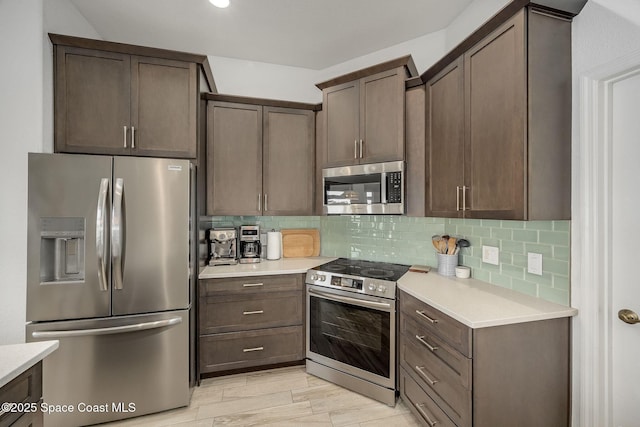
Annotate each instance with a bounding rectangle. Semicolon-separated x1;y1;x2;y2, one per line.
266;230;282;260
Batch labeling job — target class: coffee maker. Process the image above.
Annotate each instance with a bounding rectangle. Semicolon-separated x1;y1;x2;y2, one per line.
207;228;238;266
239;225;261;264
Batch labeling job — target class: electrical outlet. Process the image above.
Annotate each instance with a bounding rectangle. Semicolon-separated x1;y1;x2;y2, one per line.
482;245;499;265
528;252;543;275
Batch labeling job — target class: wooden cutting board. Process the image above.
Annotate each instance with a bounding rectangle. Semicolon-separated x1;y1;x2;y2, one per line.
281;229;320;258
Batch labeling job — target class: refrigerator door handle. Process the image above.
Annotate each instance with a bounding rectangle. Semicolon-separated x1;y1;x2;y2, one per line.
96;178;110;292
30;316;182;338
112;178;126;290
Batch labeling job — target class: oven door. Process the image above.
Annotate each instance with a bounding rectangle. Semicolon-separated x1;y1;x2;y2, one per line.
306;284;395;389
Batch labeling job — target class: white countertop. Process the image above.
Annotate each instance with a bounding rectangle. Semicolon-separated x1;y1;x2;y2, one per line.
199;256;335;279
0;340;59;388
398;272;578;329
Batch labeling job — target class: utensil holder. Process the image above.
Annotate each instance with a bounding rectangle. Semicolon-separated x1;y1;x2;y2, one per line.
437;253;459;276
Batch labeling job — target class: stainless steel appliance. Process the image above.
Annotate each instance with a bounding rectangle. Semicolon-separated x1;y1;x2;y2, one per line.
305;258;410;406
239;225;261;263
208;227;238;266
25;153;192;427
323;161;405;215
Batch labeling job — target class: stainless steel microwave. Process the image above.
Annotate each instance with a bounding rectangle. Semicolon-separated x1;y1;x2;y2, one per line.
322;161;405;215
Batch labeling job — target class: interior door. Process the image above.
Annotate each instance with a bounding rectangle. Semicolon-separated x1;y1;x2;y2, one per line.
26;153;113;321
611;69;640;427
111;156;190;315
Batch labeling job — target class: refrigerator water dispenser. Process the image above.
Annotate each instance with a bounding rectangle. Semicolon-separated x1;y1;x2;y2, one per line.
39;217;85;284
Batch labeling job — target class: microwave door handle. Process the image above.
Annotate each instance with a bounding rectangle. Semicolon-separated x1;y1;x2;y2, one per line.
96;178;109;292
112;178;126;290
381;172;388;204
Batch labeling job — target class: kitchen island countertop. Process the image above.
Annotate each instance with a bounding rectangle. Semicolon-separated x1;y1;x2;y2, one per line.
199;257;335;279
0;340;59;388
398;271;578;329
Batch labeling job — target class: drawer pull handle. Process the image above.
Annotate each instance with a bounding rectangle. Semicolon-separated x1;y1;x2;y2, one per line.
415;335;439;352
415;403;439;426
243;310;264;315
415;365;439;386
243;346;264;353
243;283;264;287
416;310;438;324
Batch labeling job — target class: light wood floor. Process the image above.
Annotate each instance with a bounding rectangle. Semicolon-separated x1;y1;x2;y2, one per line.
102;366;421;426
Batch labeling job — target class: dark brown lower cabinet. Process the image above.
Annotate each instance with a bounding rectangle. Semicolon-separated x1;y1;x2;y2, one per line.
399;290;571;427
198;274;305;376
0;362;43;427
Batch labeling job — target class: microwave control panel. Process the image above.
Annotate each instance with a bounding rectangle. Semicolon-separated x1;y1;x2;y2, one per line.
386;172;402;203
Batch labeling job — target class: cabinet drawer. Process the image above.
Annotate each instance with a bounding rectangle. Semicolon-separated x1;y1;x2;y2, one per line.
200;274;302;296
199;291;302;334
400;291;472;357
401;328;471;427
400;367;456;427
401;316;472;389
199;326;304;373
0;362;42;427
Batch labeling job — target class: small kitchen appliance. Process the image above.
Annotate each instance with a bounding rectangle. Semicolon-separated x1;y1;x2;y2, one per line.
305;258;410;406
239;225;261;263
208;227;238;266
323;160;405;215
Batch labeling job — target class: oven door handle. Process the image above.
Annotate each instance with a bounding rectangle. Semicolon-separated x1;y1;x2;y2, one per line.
308;288;392;310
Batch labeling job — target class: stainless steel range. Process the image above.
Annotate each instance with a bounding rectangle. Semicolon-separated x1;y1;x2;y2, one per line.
305;258;410;406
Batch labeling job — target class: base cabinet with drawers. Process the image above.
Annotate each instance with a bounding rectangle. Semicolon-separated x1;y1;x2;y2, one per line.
198;274;305;376
399;290;571;427
0;362;43;427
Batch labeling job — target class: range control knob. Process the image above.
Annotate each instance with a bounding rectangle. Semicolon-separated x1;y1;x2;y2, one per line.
368;284;376;291
310;274;318;281
318;274;326;282
377;285;387;293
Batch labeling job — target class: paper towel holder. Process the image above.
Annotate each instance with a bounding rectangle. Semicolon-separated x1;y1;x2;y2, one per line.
266;229;283;260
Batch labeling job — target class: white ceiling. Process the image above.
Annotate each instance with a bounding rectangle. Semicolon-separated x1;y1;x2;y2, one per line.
70;0;474;70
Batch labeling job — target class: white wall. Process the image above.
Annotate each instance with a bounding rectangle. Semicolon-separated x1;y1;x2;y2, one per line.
0;0;101;345
209;29;447;103
571;1;640;425
0;0;44;344
445;0;510;49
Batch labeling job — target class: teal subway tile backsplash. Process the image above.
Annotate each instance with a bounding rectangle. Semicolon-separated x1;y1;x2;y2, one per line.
201;215;571;306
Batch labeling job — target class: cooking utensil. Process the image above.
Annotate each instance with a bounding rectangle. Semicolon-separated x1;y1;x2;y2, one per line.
447;237;457;255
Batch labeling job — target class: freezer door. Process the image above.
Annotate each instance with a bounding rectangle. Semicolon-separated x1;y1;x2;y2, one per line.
27;153;112;322
111;157;190;315
26;310;189;427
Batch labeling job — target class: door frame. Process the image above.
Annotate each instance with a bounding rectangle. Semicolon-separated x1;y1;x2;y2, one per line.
573;50;640;427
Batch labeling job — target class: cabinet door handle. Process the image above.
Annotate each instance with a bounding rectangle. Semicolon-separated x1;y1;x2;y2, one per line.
258;193;261;211
354;140;358;159
243;346;264;353
462;185;468;211
243;310;264;315
415;365;439;386
415;335;439;352
123;126;128;148
359;139;363;158
416;310;438;324
456;186;461;211
414;403;438;427
243;283;264;288
264;193;268;212
131;126;136;149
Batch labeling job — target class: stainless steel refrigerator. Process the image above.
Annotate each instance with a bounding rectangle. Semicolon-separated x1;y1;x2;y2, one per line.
26;153;193;427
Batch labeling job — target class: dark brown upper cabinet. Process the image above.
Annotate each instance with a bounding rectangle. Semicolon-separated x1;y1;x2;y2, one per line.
51;34;215;159
205;95;316;216
317;56;418;168
424;6;572;220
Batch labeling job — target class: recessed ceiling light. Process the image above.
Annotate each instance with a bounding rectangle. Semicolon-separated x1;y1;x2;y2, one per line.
209;0;229;8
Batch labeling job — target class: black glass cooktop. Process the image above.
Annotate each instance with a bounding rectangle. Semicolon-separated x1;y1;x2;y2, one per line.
315;258;410;282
